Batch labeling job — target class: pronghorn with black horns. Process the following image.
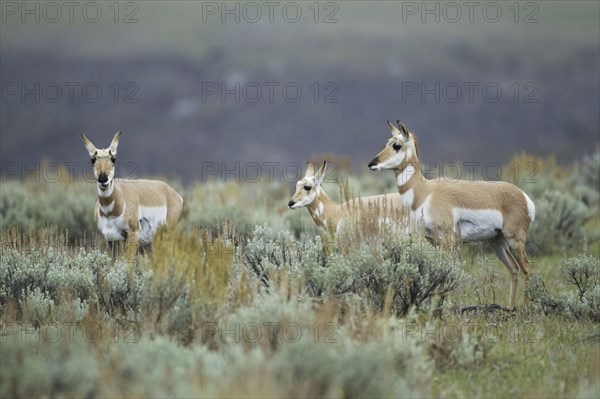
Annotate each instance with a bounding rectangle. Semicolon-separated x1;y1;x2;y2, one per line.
288;161;404;234
368;121;535;309
81;131;183;258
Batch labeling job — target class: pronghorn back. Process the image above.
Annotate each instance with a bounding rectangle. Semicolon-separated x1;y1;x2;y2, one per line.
427;181;532;223
114;179;183;220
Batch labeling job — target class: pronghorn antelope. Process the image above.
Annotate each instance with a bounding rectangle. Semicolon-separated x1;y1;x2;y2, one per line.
81;131;183;258
368;120;535;309
288;161;404;234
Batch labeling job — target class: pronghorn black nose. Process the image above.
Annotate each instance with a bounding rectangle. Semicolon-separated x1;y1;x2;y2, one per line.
288;200;295;208
368;159;378;169
98;174;108;184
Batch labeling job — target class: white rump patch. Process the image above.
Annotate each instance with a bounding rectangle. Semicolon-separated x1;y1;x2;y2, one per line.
523;192;535;223
138;206;168;244
97;205;128;241
452;208;503;242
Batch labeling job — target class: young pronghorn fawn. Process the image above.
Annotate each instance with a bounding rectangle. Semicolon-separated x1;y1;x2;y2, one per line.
288;161;404;234
367;121;535;309
81;131;183;260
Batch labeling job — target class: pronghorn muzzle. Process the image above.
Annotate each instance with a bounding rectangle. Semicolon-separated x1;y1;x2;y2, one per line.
98;173;109;187
368;158;379;170
288;200;296;209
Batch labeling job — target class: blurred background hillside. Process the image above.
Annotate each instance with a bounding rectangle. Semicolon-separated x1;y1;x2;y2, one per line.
1;1;599;182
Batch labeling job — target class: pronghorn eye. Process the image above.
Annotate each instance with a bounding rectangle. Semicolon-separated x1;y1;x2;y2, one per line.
304;185;311;191
392;143;402;151
110;156;116;163
91;157;96;164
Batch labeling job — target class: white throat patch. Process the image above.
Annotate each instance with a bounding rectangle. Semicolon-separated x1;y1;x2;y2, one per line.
314;201;324;218
397;165;416;186
98;182;114;198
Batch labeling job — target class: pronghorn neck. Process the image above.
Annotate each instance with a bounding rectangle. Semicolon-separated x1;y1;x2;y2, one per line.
394;157;426;194
306;188;341;231
97;180;124;217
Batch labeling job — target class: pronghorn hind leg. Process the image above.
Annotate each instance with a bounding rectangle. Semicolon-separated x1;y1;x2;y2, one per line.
509;243;531;308
493;238;520;309
140;242;153;256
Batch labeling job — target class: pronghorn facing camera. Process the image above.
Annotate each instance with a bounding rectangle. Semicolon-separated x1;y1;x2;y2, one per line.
81;131;183;258
288;161;404;235
368;120;535;309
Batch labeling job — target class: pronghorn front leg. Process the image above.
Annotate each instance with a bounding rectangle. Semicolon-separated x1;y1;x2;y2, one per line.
108;241;118;262
124;229;139;267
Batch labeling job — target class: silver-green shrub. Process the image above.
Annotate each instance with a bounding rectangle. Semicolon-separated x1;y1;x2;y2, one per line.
242;225;322;288
527;254;600;321
0;242;146;319
0;333;99;398
0;180;97;239
502;152;598;255
180;181;314;236
242;226;464;316
573;149;600;208
527;190;593;254
314;236;464;315
223;291;316;350
272;331;428;398
560;254;600;321
563;254;600;300
2;322;428;398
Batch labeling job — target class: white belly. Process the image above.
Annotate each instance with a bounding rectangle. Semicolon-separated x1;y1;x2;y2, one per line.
98;213;129;242
138;206;168;244
452;208;503;242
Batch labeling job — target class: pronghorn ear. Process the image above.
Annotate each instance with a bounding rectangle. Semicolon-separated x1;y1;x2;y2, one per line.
387;120;401;137
316;161;328;184
81;133;98;157
109;131;121;156
305;162;315;178
396;120;410;141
